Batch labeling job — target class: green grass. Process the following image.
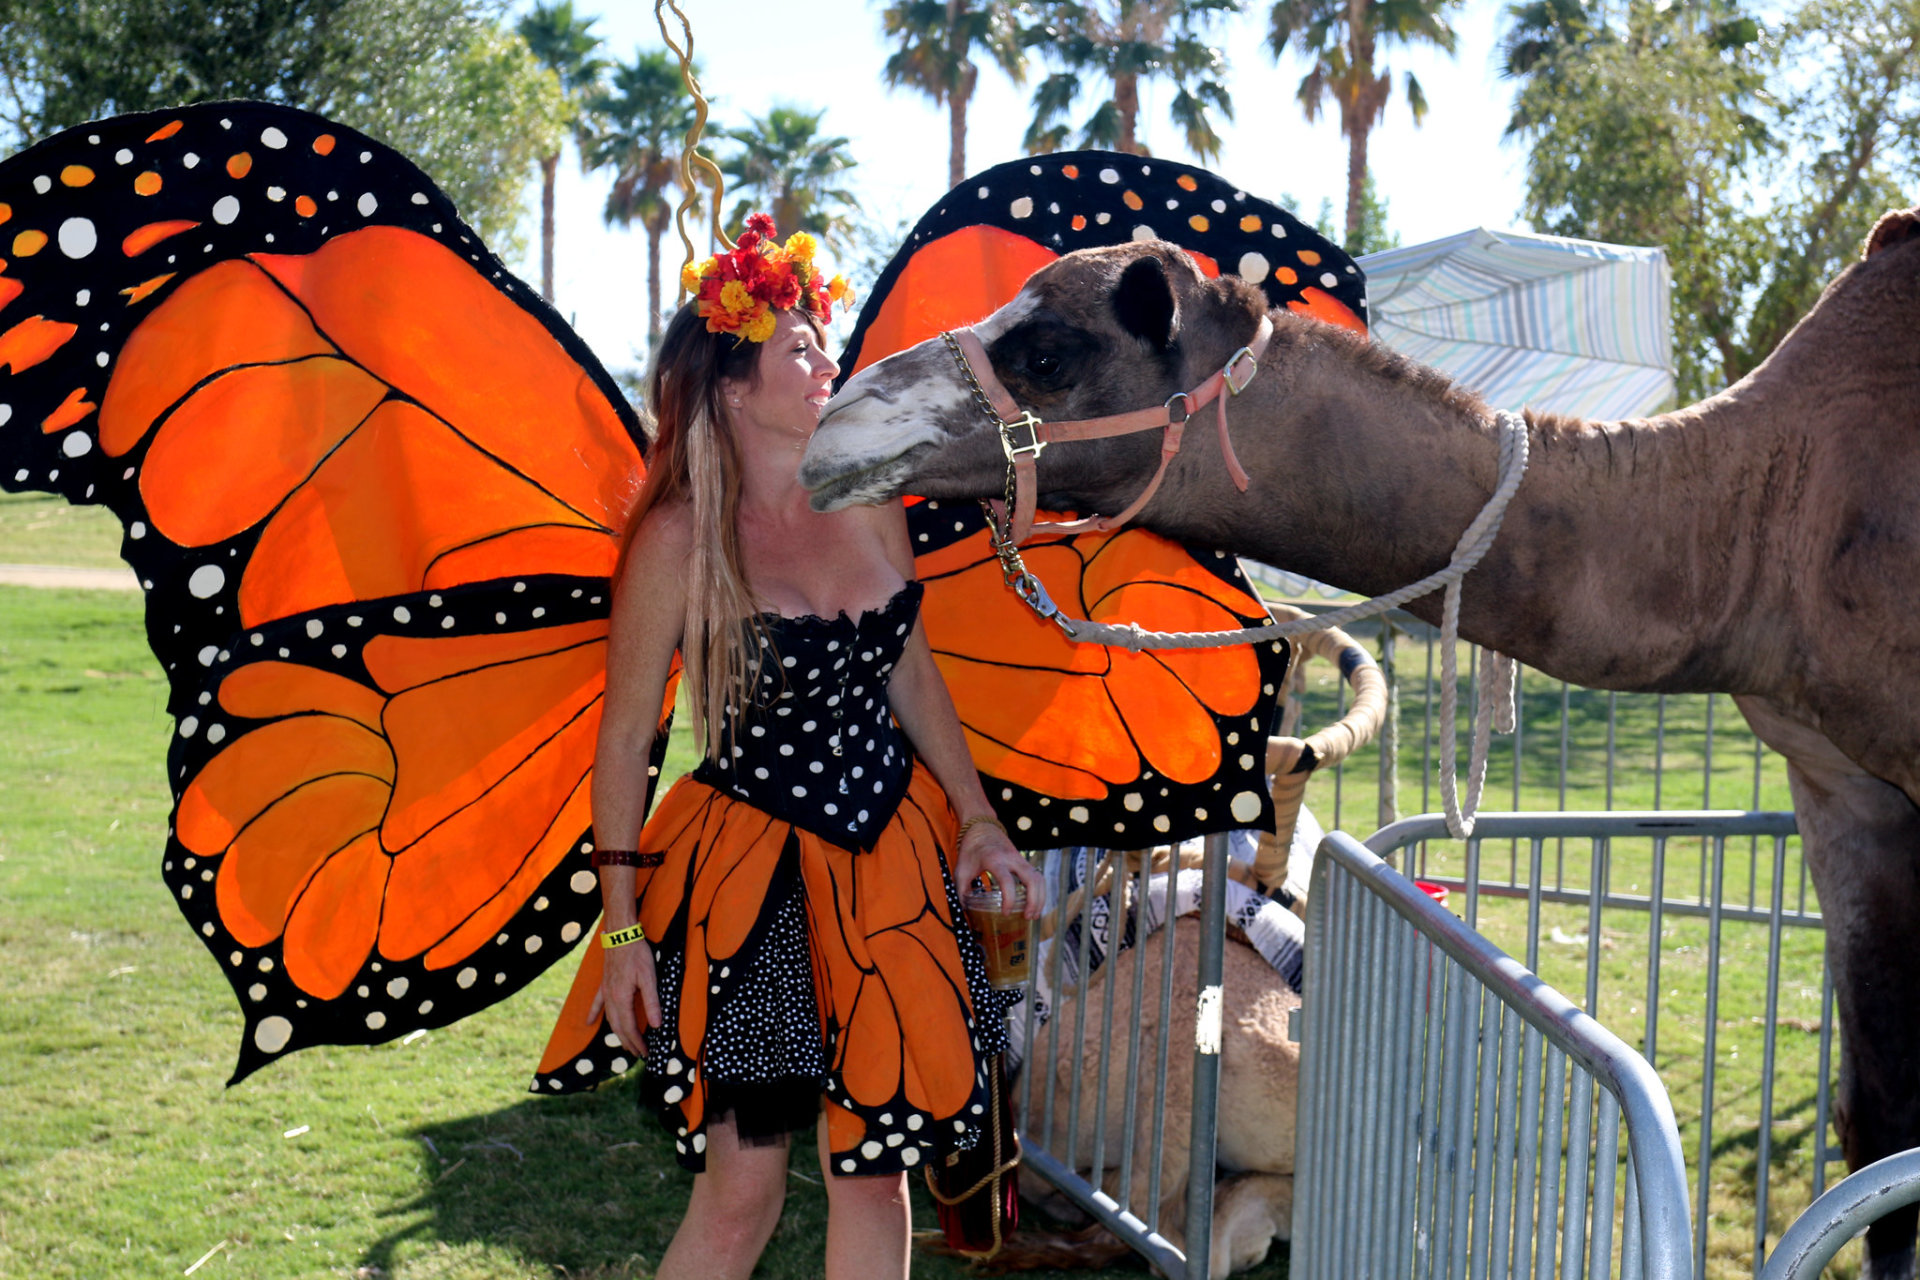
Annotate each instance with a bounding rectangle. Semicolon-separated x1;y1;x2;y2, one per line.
0;492;129;568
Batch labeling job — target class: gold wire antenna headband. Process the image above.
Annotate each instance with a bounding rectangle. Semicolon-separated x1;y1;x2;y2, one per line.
655;0;731;297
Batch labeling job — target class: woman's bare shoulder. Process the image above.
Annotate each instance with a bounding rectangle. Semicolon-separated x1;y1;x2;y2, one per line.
618;500;694;598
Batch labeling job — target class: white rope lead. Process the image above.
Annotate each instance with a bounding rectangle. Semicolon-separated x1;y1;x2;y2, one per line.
1022;409;1532;840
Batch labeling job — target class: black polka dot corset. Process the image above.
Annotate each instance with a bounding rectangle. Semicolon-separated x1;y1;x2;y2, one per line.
692;582;924;851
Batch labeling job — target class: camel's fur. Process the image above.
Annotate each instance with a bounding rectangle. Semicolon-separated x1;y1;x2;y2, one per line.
987;920;1296;1277
804;213;1920;1277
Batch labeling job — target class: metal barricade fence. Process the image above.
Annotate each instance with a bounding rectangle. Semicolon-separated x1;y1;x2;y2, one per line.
1366;812;1824;1280
1011;832;1238;1280
1295;828;1693;1280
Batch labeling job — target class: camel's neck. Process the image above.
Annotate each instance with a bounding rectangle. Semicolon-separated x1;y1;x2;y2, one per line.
1148;328;1799;693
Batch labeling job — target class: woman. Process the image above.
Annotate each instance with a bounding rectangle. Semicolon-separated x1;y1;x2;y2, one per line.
589;215;1044;1279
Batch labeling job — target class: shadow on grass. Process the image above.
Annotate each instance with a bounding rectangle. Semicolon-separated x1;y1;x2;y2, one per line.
357;1080;696;1279
352;1081;1132;1279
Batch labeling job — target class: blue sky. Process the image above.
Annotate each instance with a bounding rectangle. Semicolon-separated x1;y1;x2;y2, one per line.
508;0;1533;375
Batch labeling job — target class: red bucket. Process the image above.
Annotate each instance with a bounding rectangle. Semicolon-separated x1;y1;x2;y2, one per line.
1416;880;1450;908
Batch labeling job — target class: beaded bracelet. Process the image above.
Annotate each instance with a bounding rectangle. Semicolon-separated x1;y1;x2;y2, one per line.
956;815;1007;846
601;922;646;949
591;848;663;869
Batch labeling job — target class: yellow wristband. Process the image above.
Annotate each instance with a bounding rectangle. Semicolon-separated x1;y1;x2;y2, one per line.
601;922;646;949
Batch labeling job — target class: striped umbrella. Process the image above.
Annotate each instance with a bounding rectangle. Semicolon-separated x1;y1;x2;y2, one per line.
1359;227;1676;420
1248;227;1676;601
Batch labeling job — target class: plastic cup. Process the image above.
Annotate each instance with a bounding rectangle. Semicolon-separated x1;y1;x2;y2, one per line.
963;882;1032;991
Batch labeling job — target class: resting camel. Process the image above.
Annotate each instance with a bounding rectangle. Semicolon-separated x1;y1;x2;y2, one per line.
802;209;1920;1279
987;918;1297;1278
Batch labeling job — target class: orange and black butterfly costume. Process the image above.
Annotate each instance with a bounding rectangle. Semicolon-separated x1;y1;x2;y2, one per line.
0;107;1361;1163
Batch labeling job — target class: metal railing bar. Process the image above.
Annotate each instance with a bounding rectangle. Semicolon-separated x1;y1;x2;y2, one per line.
1562;1065;1595;1280
1360;893;1391;1272
1815;970;1835;1196
1147;852;1179;1231
1514;1022;1545;1280
1088;858;1127;1191
1760;1149;1920;1280
1114;859;1152;1214
1646;837;1668;1065
1538;1042;1568;1280
1319;832;1695;1279
1694;834;1728;1280
1489;1000;1523;1280
1445;957;1476;1280
1021;1143;1186;1277
1584;837;1607;1016
1590;1090;1620;1280
1181;832;1229;1280
1527;837;1546;972
1470;988;1503;1280
1064;858;1099;1171
1623;1152;1643;1280
1388;910;1419;1280
1390;879;1824;930
1038;867;1072;1146
1755;833;1789;1276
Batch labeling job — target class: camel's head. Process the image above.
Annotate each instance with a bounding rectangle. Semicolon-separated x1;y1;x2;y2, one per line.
800;242;1269;513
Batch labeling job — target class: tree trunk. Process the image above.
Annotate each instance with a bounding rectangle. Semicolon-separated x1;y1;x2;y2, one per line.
950;61;976;190
1116;71;1140;154
1345;123;1368;249
646;222;664;351
1344;0;1371;248
539;150;559;304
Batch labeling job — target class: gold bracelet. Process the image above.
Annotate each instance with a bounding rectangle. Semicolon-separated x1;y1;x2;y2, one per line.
956;815;1006;846
601;922;646;949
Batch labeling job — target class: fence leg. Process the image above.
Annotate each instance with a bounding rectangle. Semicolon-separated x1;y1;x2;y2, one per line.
1184;832;1229;1280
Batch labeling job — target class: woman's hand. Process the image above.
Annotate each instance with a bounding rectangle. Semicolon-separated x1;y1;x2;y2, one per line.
954;821;1046;920
591;935;663;1056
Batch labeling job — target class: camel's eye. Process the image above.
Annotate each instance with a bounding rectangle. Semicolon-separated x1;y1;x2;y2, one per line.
1026;352;1061;379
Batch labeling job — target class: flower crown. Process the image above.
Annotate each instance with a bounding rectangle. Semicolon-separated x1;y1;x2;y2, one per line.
681;213;853;343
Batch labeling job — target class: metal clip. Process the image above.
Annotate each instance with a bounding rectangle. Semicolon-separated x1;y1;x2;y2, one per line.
1011;571;1076;635
999;412;1047;460
1224;345;1259;396
1164;391;1193;426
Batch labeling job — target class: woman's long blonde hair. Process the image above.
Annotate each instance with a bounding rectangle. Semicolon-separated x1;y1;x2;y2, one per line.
617;304;797;759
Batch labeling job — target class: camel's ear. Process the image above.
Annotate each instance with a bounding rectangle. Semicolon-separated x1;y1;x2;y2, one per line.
1112;254;1180;350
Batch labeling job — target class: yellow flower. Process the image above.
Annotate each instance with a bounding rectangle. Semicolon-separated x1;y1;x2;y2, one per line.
826;274;850;302
743;305;778;344
680;260;705;292
719;280;754;314
784;230;818;262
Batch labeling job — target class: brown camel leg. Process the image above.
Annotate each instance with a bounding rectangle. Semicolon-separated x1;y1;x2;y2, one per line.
1741;698;1920;1280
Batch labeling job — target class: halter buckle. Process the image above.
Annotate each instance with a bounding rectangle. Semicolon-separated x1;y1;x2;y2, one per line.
1224;346;1259;396
1164;391;1193;426
999;412;1047;461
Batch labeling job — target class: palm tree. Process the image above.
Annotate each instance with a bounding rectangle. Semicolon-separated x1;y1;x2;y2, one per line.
719;107;859;243
517;1;608;304
1021;0;1237;161
583;50;700;351
1267;0;1464;248
880;1;1030;189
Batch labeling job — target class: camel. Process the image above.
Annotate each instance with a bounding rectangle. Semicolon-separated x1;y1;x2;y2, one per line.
985;918;1297;1278
801;207;1920;1279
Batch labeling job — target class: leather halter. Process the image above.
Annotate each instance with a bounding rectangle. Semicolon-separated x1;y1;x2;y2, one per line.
940;315;1274;545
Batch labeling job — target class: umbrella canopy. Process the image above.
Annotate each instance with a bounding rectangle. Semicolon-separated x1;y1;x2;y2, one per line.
1359;227;1676;420
1248;227;1677;602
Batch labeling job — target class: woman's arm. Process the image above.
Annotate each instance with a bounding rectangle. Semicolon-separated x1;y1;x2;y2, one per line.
591;505;691;1052
874;503;1045;917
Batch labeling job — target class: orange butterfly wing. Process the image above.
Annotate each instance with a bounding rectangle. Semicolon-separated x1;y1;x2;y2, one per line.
0;104;659;1082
